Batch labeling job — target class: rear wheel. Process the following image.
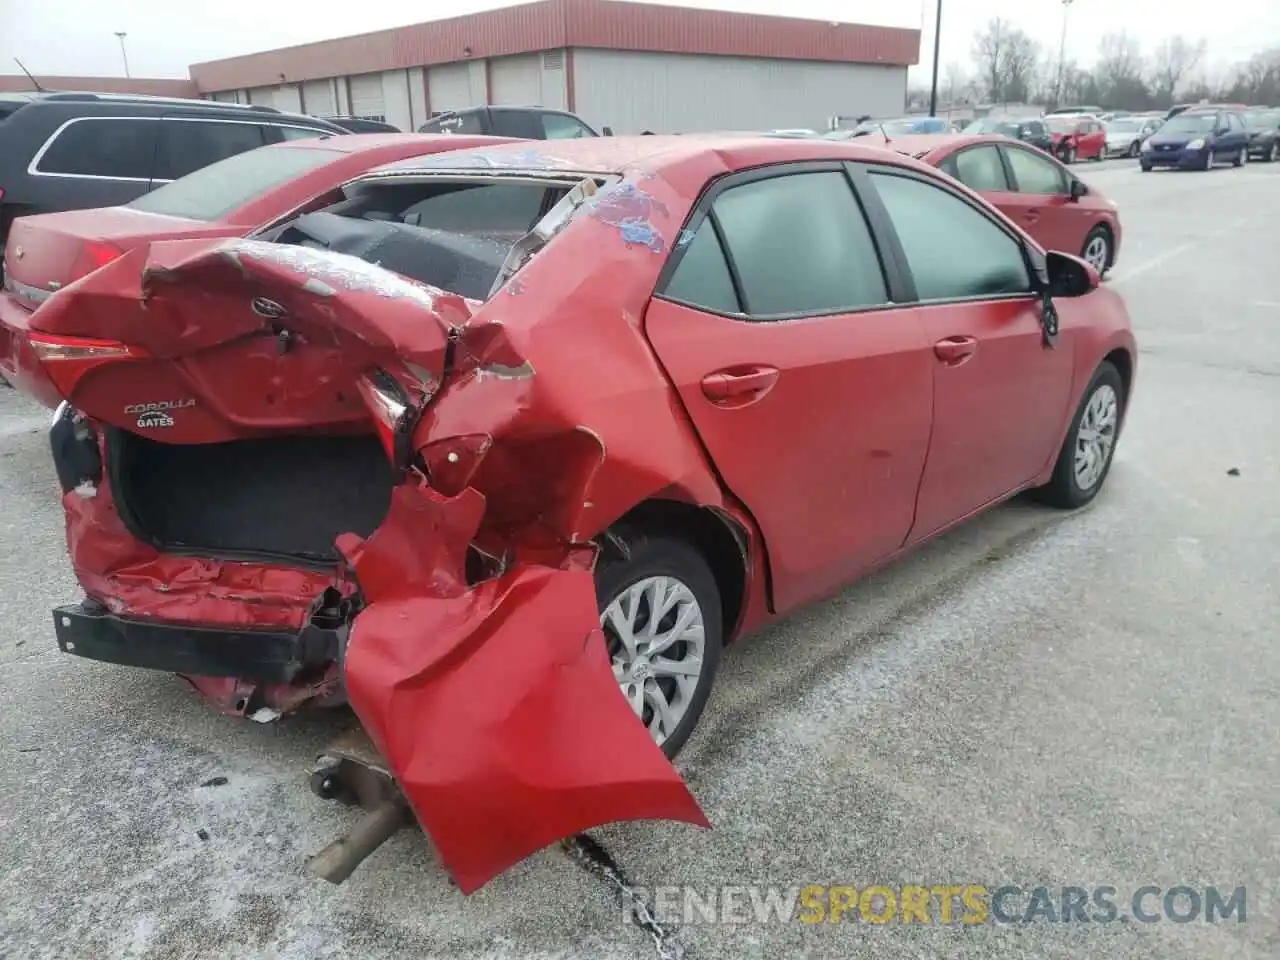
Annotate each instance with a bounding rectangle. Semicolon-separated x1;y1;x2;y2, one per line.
1033;361;1125;509
1062;145;1077;164
596;534;722;759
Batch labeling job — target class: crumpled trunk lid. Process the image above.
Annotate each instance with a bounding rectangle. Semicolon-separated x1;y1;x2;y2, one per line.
45;235;708;892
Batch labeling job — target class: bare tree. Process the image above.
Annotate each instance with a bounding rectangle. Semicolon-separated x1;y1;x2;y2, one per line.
972;18;1006;102
1149;35;1206;106
972;18;1039;103
1095;32;1150;108
943;61;969;104
1002;30;1041;104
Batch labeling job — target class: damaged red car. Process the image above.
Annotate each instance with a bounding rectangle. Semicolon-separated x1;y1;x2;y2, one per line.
37;136;1135;892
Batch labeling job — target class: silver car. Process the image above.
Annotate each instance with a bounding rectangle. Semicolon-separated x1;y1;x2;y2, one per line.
1104;116;1164;158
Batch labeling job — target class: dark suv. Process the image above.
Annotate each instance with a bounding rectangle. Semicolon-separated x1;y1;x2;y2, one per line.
0;91;345;261
418;105;601;139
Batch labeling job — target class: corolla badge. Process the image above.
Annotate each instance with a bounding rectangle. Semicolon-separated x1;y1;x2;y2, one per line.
124;399;195;429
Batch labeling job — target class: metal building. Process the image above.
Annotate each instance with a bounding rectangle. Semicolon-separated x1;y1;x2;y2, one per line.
189;0;919;134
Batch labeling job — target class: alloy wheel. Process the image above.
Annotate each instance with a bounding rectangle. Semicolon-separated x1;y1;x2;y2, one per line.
601;575;707;748
1204;148;1215;170
1083;234;1110;272
1073;384;1119;491
1269;143;1278;162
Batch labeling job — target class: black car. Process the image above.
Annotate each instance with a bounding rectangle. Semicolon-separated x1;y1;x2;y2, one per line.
418;105;602;139
327;117;401;133
1244;109;1280;162
0;91;345;264
962;117;1054;154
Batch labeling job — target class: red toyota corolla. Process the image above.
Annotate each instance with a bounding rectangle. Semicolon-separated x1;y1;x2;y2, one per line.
857;133;1122;275
0;133;511;406
1046;114;1107;163
33;136;1135;892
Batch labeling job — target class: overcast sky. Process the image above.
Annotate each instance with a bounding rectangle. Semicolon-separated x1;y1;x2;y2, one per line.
0;0;1274;86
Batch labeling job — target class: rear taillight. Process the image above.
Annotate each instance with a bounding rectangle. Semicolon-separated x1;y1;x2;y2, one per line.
68;240;124;283
28;332;148;398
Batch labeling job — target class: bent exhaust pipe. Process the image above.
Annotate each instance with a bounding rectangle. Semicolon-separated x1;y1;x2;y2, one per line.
307;799;410;884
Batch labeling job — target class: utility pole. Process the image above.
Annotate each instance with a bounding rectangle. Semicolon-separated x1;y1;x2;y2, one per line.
1054;0;1074;108
114;32;130;79
927;0;943;117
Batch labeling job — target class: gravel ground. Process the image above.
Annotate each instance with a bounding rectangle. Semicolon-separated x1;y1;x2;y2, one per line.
1;156;1277;960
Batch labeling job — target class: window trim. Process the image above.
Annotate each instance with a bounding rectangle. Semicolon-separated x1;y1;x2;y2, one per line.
27;114;335;182
654;160;902;323
857;163;1039;308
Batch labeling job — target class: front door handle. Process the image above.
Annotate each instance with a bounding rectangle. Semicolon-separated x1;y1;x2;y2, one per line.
934;336;978;364
700;366;780;404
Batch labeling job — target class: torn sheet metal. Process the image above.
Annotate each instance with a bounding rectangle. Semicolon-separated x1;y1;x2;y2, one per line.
341;480;708;894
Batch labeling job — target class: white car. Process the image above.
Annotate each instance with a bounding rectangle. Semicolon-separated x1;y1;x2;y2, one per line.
1104;116;1164;158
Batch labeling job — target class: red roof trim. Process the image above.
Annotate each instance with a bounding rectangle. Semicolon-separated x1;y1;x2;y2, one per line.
188;0;919;92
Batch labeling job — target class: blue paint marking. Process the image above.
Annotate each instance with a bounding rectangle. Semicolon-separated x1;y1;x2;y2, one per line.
585;180;670;254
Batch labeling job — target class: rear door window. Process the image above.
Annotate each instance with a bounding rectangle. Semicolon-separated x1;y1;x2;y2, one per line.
156;120;268;180
699;170;889;317
421;112;486;135
661;220;741;314
951;146;1011;192
34;118;158;180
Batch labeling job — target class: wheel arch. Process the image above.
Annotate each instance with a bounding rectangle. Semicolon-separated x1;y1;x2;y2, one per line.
1102;345;1134;412
605;498;750;644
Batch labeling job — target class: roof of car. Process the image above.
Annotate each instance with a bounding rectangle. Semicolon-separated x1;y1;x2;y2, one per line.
371;133;935;178
272;132;513;154
2;90;339;129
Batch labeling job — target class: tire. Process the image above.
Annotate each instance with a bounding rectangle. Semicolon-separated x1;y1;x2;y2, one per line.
1033;361;1125;509
1202;148;1215;170
1267;142;1278;163
1081;226;1112;276
1140;163;1152;172
1062;145;1077;164
596;532;722;759
1234;147;1247;168
1127;142;1140;158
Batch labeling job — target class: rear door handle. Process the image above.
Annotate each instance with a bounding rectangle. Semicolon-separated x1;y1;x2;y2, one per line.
701;366;780;403
1024;208;1041;223
934;336;978;364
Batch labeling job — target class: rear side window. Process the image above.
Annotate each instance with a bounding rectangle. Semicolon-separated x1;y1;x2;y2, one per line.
34;118;158;180
952;146;1010;192
705;171;888;317
421;112;485;135
276;126;330;141
662;221;740;314
128;145;339;221
870;171;1030;301
1026;121;1046;136
157;120;267;180
541;113;595;139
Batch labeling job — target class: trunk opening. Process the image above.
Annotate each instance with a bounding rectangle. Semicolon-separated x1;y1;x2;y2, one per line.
108;428;395;565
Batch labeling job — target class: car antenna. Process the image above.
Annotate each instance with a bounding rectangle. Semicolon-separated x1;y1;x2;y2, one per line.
878;122;892;143
13;58;46;92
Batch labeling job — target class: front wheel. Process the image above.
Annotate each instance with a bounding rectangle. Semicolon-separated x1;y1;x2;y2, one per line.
1234;147;1247;168
1062;145;1077;164
596;533;722;758
1127;141;1140;158
1081;226;1112;275
1267;142;1278;163
1033;361;1125;509
1202;148;1215;170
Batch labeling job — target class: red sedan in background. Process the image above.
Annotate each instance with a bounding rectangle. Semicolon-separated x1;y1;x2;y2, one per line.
861;133;1122;275
1046;115;1107;163
0;133;511;406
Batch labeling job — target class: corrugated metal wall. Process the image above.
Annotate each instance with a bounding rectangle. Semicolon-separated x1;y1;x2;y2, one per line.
539;50;568;110
302;79;336;117
349;73;386;119
489;54;542;105
427;63;474;112
380;71;414;131
572;49;906;134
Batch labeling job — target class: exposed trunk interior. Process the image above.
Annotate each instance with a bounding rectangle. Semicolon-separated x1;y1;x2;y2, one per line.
109;429;395;564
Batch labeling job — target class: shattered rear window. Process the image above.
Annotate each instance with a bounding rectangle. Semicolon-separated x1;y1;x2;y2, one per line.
129;145;341;221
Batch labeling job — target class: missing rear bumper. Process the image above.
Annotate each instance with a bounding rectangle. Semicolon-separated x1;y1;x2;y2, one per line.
52;602;345;684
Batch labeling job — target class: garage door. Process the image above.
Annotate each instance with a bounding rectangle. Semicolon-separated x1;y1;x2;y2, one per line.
349;74;385;121
302;79;336;118
428;64;473;112
489;54;541;105
246;87;274;105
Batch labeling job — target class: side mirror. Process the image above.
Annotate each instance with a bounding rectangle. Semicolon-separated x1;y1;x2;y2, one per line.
1044;250;1099;297
1068;179;1087;202
602;125;614;136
